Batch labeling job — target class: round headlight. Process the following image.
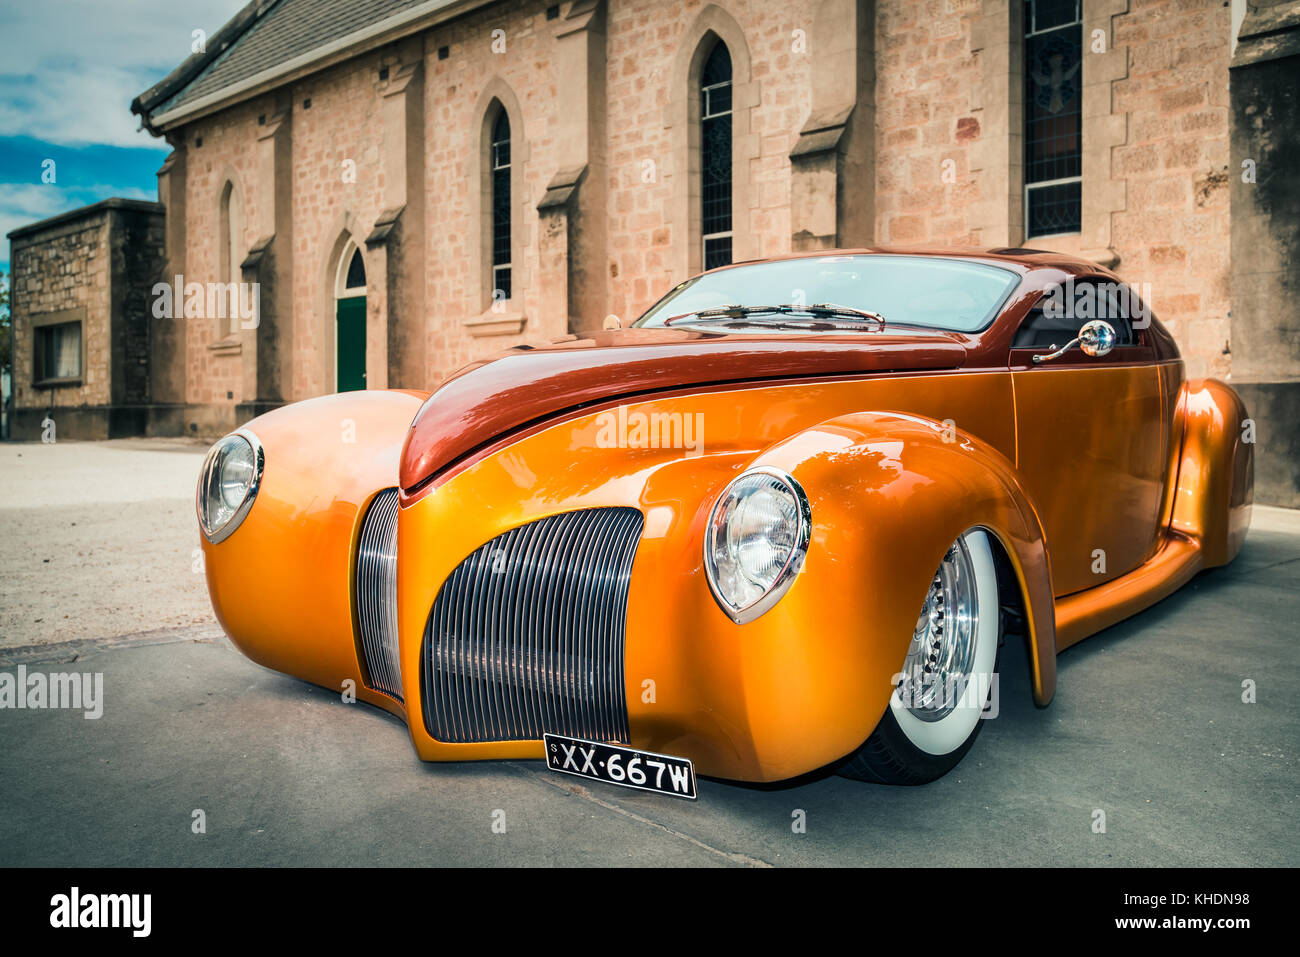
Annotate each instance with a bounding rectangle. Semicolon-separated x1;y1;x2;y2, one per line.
704;467;811;623
197;430;264;543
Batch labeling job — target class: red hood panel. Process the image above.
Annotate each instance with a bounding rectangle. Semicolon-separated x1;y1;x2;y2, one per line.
399;327;967;491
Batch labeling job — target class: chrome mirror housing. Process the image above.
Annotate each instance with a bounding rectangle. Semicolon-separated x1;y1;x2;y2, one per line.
1078;319;1117;357
1033;319;1118;364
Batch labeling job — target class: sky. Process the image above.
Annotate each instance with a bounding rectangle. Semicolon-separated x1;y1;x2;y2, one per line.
0;0;248;282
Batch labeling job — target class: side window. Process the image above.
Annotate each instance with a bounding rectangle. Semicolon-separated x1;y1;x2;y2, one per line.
1013;300;1078;349
1012;281;1136;348
1100;287;1136;345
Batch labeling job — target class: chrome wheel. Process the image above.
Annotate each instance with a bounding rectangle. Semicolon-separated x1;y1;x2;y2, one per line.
839;527;1002;782
886;528;999;757
897;536;980;722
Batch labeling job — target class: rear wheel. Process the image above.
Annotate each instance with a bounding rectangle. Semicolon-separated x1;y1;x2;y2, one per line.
838;528;1001;785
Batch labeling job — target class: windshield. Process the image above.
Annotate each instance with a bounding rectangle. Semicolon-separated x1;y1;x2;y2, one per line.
633;255;1021;333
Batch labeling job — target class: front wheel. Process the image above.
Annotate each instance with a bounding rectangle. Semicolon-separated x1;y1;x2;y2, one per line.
838;527;1001;785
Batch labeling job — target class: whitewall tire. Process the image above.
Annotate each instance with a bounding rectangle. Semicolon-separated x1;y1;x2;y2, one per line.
838;528;1001;785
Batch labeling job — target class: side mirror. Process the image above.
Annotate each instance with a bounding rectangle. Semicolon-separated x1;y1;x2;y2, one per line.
602;314;623;330
1033;319;1117;364
1077;319;1117;357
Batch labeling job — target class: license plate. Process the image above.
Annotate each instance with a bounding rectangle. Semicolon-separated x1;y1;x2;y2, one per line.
543;733;697;800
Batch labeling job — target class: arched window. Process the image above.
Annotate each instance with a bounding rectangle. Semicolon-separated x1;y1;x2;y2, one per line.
336;242;366;297
699;40;732;270
490;109;512;300
219;181;241;287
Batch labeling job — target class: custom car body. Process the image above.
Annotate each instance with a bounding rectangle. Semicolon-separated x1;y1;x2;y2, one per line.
197;247;1253;790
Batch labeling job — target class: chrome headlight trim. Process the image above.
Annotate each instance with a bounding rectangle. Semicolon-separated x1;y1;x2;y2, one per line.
197;427;265;544
704;465;812;624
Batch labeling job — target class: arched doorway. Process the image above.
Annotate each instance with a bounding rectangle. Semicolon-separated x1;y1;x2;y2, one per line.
334;240;366;391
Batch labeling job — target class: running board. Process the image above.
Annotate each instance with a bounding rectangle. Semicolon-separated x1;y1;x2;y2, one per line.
1054;531;1205;651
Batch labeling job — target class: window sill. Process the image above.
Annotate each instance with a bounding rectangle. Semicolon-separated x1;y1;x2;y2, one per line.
32;377;83;389
1023;230;1081;243
207;335;243;356
465;308;527;337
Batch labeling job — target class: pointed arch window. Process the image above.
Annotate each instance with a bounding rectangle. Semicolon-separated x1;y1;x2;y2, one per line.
700;40;733;270
219;181;241;288
339;243;366;296
345;243;366;291
490;109;512;300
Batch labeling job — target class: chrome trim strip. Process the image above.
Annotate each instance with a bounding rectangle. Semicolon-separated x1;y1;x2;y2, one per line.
355;488;403;701
422;507;642;744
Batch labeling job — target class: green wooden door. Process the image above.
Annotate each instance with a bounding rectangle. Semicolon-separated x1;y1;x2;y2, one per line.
336;296;366;392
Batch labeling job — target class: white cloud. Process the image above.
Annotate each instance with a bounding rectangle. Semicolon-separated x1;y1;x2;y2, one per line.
0;182;153;244
0;67;164;149
0;0;245;260
0;184;73;240
0;0;247;147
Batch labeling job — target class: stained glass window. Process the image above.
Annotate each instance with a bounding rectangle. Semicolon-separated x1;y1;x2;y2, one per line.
1024;0;1082;237
491;109;512;301
700;41;733;271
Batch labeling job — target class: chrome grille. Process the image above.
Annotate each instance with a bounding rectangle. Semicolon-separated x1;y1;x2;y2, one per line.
355;488;402;701
423;507;643;744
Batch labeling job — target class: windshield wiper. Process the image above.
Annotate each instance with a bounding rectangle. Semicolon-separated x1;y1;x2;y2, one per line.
665;302;885;328
803;302;886;326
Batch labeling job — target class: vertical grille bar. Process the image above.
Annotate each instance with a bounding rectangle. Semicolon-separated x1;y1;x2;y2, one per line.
355;488;402;701
422;507;643;743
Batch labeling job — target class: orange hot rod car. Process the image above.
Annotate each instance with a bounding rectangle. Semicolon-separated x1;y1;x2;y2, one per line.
197;248;1252;795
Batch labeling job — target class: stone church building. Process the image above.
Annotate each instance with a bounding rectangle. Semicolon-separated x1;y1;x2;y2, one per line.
78;0;1289;504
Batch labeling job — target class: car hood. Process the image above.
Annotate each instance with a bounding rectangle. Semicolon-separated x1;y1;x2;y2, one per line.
399;326;968;492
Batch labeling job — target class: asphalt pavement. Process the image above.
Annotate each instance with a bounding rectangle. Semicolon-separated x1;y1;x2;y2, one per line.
2;507;1296;867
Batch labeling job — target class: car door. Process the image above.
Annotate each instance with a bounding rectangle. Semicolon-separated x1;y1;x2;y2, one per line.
1009;280;1171;597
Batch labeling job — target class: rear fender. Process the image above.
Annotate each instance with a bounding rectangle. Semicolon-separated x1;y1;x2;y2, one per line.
1171;379;1253;566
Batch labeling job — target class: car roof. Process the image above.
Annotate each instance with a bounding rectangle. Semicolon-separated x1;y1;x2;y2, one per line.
705;245;1119;281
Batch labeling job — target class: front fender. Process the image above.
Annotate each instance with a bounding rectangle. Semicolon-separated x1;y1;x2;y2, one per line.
753;410;1058;712
609;408;1058;781
201;389;428;716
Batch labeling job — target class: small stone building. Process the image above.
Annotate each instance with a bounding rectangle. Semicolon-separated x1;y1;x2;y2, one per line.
6;199;166;440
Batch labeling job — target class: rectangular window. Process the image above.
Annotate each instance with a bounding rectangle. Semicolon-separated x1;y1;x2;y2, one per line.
34;320;82;383
1024;0;1082;237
